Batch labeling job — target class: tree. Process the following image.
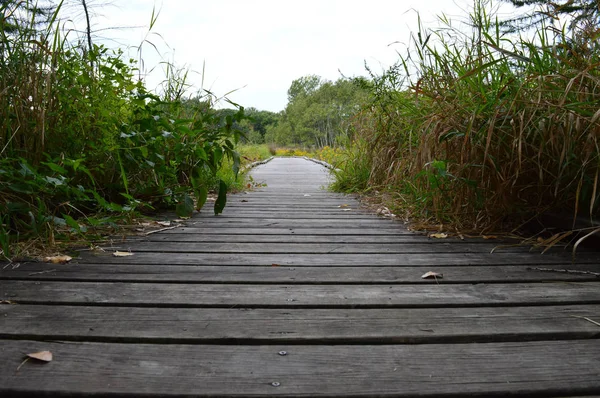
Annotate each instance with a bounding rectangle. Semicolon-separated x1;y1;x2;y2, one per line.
273;75;368;147
0;0;55;33
500;0;599;30
245;108;278;139
287;74;322;103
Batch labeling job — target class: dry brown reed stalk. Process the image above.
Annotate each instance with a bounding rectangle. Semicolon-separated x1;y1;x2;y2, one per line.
334;1;600;247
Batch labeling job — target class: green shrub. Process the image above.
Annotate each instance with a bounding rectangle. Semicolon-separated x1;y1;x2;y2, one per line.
0;1;244;256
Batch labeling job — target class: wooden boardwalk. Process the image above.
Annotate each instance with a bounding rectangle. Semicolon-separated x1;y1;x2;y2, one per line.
1;157;600;397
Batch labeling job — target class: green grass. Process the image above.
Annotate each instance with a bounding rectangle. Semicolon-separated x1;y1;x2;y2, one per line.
238;144;273;163
215;144;274;192
335;0;600;234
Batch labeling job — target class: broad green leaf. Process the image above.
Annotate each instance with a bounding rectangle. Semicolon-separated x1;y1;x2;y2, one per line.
195;146;208;161
195;185;208;211
232;151;241;179
211;146;223;170
214;180;227;215
63;214;82;233
41;162;67;174
44;176;65;186
18;162;36;177
8;183;34;194
176;193;194;218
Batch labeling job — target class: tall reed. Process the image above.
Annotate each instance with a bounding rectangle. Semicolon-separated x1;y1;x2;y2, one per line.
0;1;244;257
336;0;600;233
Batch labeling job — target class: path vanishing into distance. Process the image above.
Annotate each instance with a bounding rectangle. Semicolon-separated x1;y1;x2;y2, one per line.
1;157;600;396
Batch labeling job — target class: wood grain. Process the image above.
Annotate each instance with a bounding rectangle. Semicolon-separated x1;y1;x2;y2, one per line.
3;280;600;307
2;304;599;344
1;157;598;397
3;263;599;283
1;339;599;396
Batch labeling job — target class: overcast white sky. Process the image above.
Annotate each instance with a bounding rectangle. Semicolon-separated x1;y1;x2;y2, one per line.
82;0;520;112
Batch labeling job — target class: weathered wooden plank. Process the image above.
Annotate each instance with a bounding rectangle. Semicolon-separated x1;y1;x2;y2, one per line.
193;212;378;219
3;280;600;307
1;339;599;396
187;218;400;227
3;263;599;283
144;233;511;244
195;209;370;215
222;201;362;208
2;304;599;343
106;241;534;254
1;157;596;397
225;197;351;201
4;263;599;283
75;251;600;266
161;227;416;235
233;193;352;198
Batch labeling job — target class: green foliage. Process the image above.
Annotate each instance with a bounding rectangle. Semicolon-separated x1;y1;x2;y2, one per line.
0;1;244;253
267;76;368;147
214;180;227;215
237;144;273;163
335;0;600;231
330;140;373;193
287;74;322;102
500;0;599;31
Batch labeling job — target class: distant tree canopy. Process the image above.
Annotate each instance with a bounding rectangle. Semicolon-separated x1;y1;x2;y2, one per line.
265;75;368;148
211;107;279;145
500;0;599;30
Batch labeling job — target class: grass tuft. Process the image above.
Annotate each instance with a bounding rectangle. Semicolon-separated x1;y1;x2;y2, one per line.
336;0;600;238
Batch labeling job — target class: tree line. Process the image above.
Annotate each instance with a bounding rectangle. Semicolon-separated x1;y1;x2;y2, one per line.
227;75;368;148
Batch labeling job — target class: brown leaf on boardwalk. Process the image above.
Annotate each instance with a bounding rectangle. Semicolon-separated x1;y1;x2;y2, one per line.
1;300;17;305
44;255;72;264
113;251;134;257
27;351;53;362
272;263;280;267
429;233;448;239
421;271;443;279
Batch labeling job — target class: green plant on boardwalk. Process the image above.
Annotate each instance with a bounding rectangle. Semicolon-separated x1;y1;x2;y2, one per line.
334;0;600;234
0;1;245;258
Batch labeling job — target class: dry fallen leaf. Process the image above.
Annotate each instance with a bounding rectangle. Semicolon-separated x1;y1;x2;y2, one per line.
113;251;134;257
483;235;498;240
272;263;280;267
421;271;444;279
429;233;448;239
17;350;53;372
27;351;53;362
156;221;171;227
338;204;350;208
1;300;17;305
44;255;72;264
